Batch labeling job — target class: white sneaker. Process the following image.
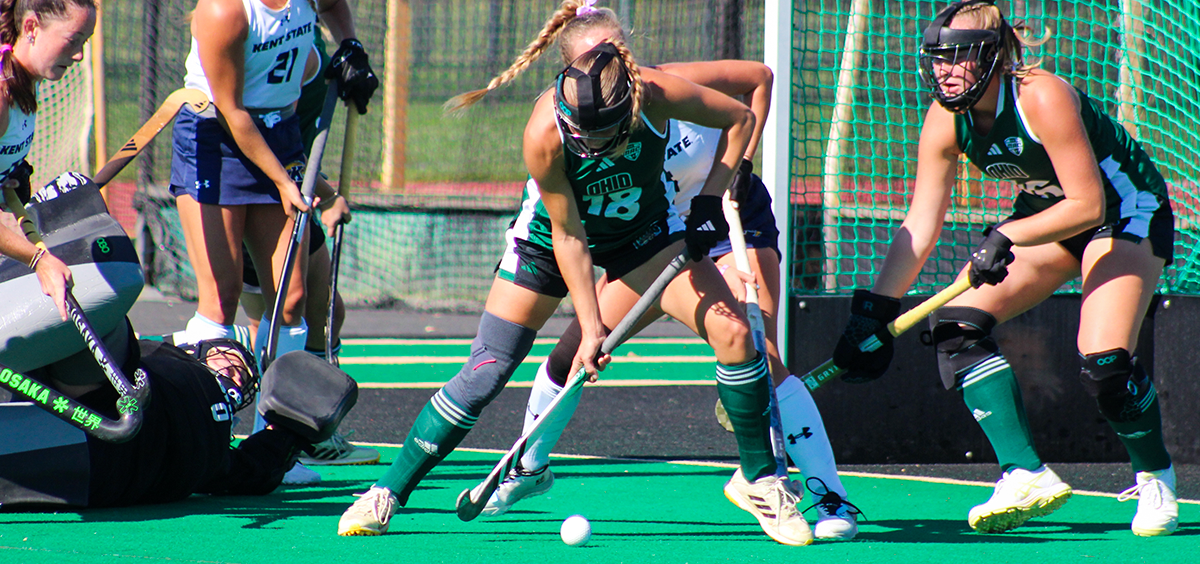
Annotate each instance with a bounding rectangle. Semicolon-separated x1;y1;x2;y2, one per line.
1118;466;1179;537
338;486;398;536
481;464;554;516
299;431;381;466
968;466;1072;533
803;478;861;540
724;469;814;546
281;462;321;486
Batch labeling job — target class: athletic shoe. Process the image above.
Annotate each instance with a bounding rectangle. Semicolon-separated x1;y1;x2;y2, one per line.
724;468;814;546
298;431;381;466
481;464;554;516
968;466;1072;533
803;478;861;540
338;486;398;536
281;462;321;486
1118;466;1178;537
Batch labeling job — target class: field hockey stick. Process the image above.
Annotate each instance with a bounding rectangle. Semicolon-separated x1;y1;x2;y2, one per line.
325;110;358;364
719;194;787;473
95;88;210;188
3;186;149;442
456;249;690;521
0;357;147;442
798;274;973;391
261;84;340;371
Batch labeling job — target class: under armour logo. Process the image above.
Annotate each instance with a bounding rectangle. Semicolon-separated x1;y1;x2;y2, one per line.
787;428;814;444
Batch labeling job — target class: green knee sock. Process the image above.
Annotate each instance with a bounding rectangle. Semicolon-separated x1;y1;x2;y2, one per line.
715;354;775;482
1107;376;1172;472
377;389;476;504
960;355;1042;472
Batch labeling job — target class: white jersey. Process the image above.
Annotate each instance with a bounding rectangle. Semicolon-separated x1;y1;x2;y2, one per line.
183;0;318;109
662;120;720;218
0;104;35;182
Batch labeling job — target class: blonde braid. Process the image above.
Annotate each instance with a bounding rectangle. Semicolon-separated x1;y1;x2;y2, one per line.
610;39;643;130
444;1;583;114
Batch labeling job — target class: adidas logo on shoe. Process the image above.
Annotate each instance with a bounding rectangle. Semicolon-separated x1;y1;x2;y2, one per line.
415;438;440;456
972;408;993;422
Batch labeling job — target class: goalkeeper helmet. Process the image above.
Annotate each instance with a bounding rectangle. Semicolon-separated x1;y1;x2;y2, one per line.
180;338;260;412
918;1;1010;113
553;42;634;159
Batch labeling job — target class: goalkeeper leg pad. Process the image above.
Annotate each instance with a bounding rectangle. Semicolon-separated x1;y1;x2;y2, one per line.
258;350;358;443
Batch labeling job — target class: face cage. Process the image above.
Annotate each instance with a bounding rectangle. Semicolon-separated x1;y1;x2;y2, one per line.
918;40;1001;113
554;109;632;160
181;339;260;413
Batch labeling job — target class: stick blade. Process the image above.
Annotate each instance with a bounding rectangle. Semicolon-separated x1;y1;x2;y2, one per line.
456;483;489;522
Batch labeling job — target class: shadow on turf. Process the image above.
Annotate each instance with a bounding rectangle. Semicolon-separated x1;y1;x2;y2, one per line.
856;519;1200;542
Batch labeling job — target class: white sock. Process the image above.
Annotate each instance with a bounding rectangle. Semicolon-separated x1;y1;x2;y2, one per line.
253;317;308;432
180;312;235;345
777;374;848;503
518;360;581;471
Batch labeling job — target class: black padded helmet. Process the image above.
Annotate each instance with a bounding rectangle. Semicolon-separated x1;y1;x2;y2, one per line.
179;338;260;412
918;1;1011;113
553;42;634;159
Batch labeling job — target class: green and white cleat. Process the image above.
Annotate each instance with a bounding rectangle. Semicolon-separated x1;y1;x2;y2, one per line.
299;431;381;466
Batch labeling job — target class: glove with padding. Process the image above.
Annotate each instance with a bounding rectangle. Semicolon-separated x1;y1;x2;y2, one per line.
684;194;729;261
325;38;379;114
969;227;1015;288
833;289;902;383
4;159;34;206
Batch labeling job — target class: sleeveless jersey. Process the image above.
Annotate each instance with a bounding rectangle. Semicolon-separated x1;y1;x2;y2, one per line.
517;115;673;255
956;75;1168;224
662;120;720;219
0;104;35;182
183;0;317;109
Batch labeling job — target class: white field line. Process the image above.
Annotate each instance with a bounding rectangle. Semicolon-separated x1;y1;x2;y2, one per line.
342;337;706;346
342;354;715;365
307;441;1199;505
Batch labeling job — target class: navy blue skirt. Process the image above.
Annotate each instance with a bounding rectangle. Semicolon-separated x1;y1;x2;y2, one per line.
169;105;306;206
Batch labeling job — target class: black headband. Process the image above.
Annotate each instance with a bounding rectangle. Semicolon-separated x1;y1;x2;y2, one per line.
556;42;632;131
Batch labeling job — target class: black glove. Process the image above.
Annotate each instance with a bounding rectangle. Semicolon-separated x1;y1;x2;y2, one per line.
833;290;902;383
5;159;33;205
325;38;379;114
685;194;729;261
969;228;1015;288
728;158;753;206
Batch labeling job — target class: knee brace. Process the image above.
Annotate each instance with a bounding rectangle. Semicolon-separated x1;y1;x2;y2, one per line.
544;317;613;387
546;318;583;387
929;307;1002;390
1079;348;1150;423
442;312;537;412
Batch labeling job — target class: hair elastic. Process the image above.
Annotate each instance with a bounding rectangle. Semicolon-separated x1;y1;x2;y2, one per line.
577;0;599;16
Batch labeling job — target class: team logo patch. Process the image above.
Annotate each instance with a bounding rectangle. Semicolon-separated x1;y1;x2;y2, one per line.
1004;136;1024;156
623;142;642;161
283;161;306;184
984;162;1029;180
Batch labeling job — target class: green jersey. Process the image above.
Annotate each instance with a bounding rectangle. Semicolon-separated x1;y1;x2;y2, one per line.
516;116;676;255
956;76;1168;223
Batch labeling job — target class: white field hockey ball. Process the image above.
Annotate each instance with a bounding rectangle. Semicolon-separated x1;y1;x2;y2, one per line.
560;514;591;547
